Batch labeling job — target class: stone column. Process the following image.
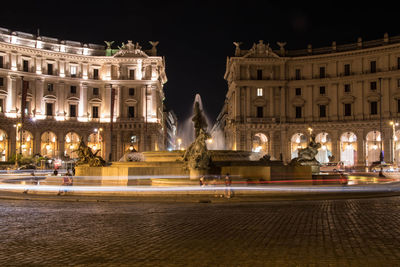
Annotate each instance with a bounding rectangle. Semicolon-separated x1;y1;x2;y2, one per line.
6;75;17;113
331;130;340;163
35;78;44;115
79;83;88;119
234;87;241;121
383;127;391;162
57;131;64;158
34;131;41;156
269;87;274;118
382;78;390;118
246;87;251;118
57;82;65;116
356;130;365;167
354;81;364;120
104;129;111;162
330;83;339;121
280;87;286;123
104;84;112;120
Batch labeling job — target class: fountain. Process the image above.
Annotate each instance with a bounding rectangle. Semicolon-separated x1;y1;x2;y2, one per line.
74;94;315;186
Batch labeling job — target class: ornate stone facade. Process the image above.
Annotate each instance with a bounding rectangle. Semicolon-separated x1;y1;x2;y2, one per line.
0;27;168;162
218;34;400;167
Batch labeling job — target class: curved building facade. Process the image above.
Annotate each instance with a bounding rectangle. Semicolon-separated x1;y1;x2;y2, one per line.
0;27;167;162
220;34;400;167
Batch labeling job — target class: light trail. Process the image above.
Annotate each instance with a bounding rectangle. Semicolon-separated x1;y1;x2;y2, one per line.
0;183;399;194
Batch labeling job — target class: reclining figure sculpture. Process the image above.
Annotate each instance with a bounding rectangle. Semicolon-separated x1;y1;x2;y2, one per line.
75;140;106;167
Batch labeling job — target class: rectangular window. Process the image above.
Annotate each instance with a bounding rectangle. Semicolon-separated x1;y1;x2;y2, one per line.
370;101;378;115
370;81;377;90
257;69;263;80
46;103;53;116
47;63;53;75
128;106;135;118
0;99;3;113
93;87;99;95
344;103;351;116
344;64;350;76
93;69;99;79
370;61;376;73
295;88;301;96
129;69;135;80
257;106;263;118
319;105;326;118
92;106;99;118
129;88;135;96
47;83;53;92
23;60;29;72
344;84;351;93
70;65;77;77
295;106;302;118
69;104;76;118
0;77;3;86
319;67;325;78
257;88;263;96
295;69;301;80
0;56;3;68
319;86;326;95
70;86;77;94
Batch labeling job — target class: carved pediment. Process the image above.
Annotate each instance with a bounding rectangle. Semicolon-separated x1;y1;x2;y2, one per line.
315;96;331;105
89;97;102;104
67;96;80;102
125;98;138;104
340;94;355;104
292;96;305;107
366;92;380;102
0;89;7;95
113;40;149;58
252;97;267;106
43;94;57;100
243;40;280;59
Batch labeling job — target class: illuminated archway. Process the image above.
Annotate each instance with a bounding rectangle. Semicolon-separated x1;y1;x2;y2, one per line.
0;129;8;161
88;132;104;157
315;132;332;164
252;133;268;154
366;131;382;166
395;130;400;166
64;132;80;159
41;131;57;158
340;132;357;166
290;133;307;159
16;130;33;157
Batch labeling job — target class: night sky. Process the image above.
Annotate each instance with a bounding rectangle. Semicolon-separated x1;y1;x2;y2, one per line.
1;1;398;128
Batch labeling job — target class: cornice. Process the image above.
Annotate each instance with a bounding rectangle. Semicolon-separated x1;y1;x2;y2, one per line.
0;42;163;64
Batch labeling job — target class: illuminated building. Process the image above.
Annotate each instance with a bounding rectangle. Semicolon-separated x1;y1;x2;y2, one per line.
0;27;167;161
219;34;400;167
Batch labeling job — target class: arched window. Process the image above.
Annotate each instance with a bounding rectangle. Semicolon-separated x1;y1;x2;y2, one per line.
0;129;8;161
340;132;357;166
290;133;307;159
64;132;80;159
252;133;268;154
315;132;332;164
366;131;382;166
41;131;57;158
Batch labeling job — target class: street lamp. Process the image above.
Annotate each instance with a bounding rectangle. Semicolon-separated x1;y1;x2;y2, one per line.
13;123;22;168
390;121;399;166
177;138;182;150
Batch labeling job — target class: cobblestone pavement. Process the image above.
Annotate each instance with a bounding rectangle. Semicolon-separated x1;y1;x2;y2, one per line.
1;197;400;266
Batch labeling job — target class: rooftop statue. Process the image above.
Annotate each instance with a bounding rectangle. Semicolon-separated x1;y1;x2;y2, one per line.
75;140;106;167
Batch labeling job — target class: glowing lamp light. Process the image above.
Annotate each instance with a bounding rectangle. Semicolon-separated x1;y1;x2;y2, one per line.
52;137;56;143
46;144;51;150
377;136;381;142
129;145;134;151
21;144;26;149
395;136;398;142
321;145;327;150
296;137;300;144
207;138;213;144
69;145;74;149
26;136;31;142
0;135;3;141
92;145;97;151
372;145;378;150
66;137;71;143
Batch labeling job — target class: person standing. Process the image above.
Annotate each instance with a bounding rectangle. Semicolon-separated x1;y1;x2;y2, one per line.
224;173;232;198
